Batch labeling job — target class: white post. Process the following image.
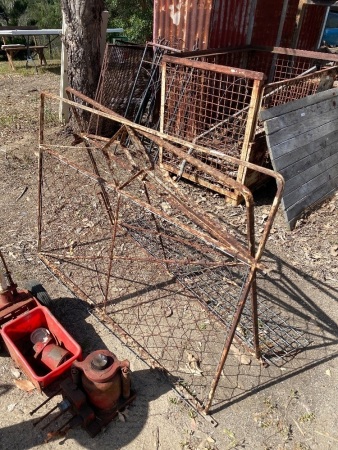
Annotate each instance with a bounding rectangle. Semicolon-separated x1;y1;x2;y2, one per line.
100;10;109;65
59;11;69;123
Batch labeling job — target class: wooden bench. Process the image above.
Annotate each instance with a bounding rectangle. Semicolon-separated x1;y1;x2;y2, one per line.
0;26;47;70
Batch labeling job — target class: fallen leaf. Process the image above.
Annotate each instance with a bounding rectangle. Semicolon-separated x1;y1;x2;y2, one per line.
186;352;204;376
7;403;17;412
117;411;126;422
230;345;251;365
14;379;35;392
325;369;331;377
10;367;21;378
164;306;173;318
330;246;338;257
190;417;197;431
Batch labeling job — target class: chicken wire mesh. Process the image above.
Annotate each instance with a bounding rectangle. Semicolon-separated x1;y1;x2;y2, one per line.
37;92;310;413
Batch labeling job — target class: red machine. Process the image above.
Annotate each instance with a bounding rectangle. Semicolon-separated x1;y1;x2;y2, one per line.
0;249;135;438
0;249;81;389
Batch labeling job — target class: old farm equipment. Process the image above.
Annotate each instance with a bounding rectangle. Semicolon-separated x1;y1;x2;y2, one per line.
36;89;310;415
0;249;82;389
30;349;134;439
0;249;134;437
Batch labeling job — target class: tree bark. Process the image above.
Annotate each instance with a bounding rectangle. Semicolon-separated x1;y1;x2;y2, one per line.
60;0;105;100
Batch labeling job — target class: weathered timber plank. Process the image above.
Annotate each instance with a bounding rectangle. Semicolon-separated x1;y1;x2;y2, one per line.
280;142;338;194
267;108;338;147
283;161;338;209
274;130;338;173
260;88;338;122
265;96;338;136
284;172;338;225
263;87;338;229
265;117;338;158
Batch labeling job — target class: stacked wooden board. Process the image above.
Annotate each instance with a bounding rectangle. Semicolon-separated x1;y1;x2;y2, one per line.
261;88;338;230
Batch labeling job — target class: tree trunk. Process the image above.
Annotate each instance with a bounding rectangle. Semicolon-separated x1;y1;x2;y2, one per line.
60;0;105;100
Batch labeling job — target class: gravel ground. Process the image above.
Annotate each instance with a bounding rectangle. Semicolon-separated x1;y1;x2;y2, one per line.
0;64;337;450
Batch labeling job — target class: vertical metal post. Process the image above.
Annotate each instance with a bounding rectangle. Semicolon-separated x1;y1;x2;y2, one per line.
38;93;45;252
104;194;121;313
100;11;109;65
159;60;167;168
59;11;69;123
204;266;257;414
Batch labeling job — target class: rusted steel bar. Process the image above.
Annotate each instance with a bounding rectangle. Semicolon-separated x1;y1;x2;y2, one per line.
39;145;259;268
84;142;115;225
38;250;245;268
204;264;257;414
162;55;266;81
38;93;45;253
104;194;121;313
252;45;338;63
142;182;170;272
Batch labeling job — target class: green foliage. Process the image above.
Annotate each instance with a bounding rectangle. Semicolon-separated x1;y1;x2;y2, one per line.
0;0;28;25
26;0;61;28
0;0;61;27
105;0;153;43
0;0;152;43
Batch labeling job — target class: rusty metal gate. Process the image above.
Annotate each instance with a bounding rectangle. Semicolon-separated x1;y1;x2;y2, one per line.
37;90;309;415
160;47;338;202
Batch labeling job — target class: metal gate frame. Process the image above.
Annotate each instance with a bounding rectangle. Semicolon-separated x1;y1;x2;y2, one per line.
38;89;287;414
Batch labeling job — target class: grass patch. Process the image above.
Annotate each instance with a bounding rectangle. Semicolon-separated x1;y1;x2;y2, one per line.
0;60;61;76
0;113;18;126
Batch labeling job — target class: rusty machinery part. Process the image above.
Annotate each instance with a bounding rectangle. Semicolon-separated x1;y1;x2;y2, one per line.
0;248;18;307
30;350;135;439
0;249;39;327
31;328;72;371
72;349;131;412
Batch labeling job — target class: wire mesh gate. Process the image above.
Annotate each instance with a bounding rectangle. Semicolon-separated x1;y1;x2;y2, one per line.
38;91;308;414
160;46;338;202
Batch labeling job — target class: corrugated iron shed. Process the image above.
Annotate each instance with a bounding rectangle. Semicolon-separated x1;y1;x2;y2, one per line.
153;0;329;51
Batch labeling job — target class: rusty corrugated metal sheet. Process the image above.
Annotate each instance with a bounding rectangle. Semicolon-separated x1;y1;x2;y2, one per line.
208;0;254;48
297;5;327;49
251;0;286;46
153;0;327;52
153;0;213;50
280;0;300;47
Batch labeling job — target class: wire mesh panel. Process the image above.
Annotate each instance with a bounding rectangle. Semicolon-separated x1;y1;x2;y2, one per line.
38;92;309;413
89;44;152;136
261;65;338;110
159;47;338;197
160;56;264;197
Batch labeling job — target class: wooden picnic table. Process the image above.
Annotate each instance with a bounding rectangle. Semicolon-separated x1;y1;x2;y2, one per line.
0;28;61;70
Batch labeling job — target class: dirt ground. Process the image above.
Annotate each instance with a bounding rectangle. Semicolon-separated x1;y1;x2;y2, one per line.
0;64;338;450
